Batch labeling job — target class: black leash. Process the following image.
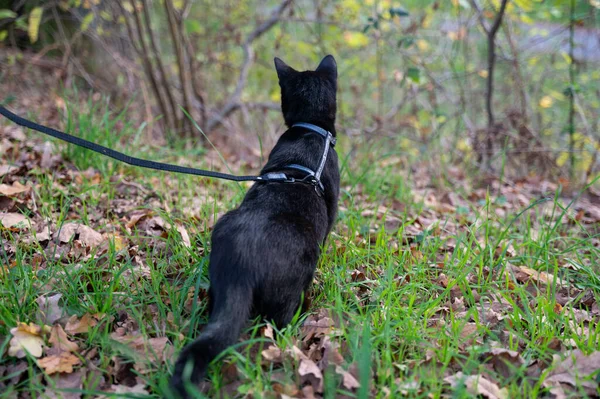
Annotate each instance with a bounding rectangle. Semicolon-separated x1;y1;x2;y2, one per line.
0;105;260;182
0;106;335;194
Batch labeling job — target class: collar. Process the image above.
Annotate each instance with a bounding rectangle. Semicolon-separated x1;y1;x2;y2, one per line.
292;122;336;147
257;123;336;196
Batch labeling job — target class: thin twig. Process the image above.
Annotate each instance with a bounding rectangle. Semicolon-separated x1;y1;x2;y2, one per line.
205;0;293;132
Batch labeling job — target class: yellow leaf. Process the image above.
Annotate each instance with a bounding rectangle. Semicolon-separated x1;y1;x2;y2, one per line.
478;70;488;78
81;12;94;32
416;39;429;51
343;31;369;48
539;96;553;108
557;152;569;167
9;322;48;358
28;7;43;44
520;14;534;24
514;0;534;12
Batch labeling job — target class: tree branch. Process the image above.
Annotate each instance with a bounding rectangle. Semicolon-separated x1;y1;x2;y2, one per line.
205;0;293;133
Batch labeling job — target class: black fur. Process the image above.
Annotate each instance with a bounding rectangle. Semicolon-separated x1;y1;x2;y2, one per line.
169;55;340;398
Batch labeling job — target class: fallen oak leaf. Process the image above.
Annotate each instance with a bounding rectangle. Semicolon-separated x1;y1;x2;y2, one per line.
0;181;30;197
543;349;600;393
335;365;360;390
261;345;283;364
0;164;18;177
43;369;84;399
508;264;565;286
176;223;192;248
298;358;324;393
49;325;79;353
65;314;98;335
23;224;51;244
0;213;28;229
37;352;81;374
482;348;525;379
9;322;49;358
57;223;103;248
444;372;508;399
37;293;64;325
110;334;172;364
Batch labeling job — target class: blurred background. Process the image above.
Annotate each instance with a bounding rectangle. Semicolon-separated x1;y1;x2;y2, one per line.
0;0;599;186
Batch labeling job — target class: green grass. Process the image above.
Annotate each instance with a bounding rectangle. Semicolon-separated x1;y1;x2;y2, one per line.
1;103;599;399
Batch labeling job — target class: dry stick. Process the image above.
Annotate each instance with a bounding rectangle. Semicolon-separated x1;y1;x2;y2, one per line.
164;0;193;137
178;0;206;125
141;0;178;128
485;0;509;129
469;0;509;167
502;20;528;124
177;1;207;127
126;0;174;132
184;34;207;125
205;0;293;133
568;0;576;179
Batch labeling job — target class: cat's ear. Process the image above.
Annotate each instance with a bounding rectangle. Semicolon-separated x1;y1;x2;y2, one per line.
316;55;337;81
274;57;296;81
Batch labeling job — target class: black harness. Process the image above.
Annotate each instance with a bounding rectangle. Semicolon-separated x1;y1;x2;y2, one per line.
0;106;335;196
258;122;336;196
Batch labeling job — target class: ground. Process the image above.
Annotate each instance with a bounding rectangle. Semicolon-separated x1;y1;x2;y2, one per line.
1;88;600;398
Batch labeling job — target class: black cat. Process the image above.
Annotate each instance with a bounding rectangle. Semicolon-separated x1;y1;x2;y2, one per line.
169;55;340;398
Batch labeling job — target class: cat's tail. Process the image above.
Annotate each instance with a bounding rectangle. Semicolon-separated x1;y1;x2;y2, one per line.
169;284;252;399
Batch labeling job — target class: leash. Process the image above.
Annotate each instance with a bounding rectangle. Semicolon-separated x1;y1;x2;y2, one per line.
0;106;335;194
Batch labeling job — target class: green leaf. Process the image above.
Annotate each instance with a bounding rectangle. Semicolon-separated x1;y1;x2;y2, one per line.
0;9;17;19
0;30;7;41
184;19;203;34
28;7;43;43
14;15;27;30
407;67;421;83
81;12;94;32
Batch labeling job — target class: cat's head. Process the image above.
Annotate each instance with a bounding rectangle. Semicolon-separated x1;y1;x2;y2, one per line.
274;55;337;134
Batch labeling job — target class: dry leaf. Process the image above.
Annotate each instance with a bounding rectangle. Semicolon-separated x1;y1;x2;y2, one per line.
57;223;103;247
298;358;324;393
37;293;64;325
302;309;335;342
0;212;28;228
510;264;565;286
37;352;81;374
176;223;191;248
110;334;171;363
444;372;508;399
24;224;51;244
262;345;283;363
8;322;48;358
44;369;84;399
0;164;18;177
49;325;79;353
106;233;127;251
335;365;360;390
110;384;149;394
65;314;98;334
0;181;30;197
544;350;600;392
483;348;525;379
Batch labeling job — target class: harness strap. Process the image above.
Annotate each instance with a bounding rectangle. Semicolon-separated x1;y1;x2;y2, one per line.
292;122;336;147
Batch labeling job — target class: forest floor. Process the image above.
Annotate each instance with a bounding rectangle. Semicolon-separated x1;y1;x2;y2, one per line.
1;63;600;399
